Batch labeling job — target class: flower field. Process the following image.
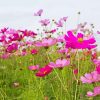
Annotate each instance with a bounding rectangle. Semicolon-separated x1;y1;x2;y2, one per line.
0;9;100;100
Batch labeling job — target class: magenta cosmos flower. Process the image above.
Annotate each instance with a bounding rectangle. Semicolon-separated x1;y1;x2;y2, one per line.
49;59;70;68
34;38;57;47
96;65;100;74
0;27;8;33
28;65;39;71
6;43;18;53
36;65;53;77
87;86;100;97
80;71;100;84
19;30;37;37
65;31;97;49
31;49;38;55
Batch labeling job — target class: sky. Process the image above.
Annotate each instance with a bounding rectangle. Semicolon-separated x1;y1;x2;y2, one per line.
0;0;100;49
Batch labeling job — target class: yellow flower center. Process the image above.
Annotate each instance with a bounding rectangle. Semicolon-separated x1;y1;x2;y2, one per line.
43;71;47;74
78;38;83;43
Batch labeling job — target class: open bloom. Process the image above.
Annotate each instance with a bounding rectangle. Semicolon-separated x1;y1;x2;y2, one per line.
6;43;18;53
87;86;100;97
96;65;100;74
31;49;38;55
34;38;57;47
0;27;8;33
40;19;50;26
93;59;100;66
55;19;63;27
36;65;53;77
19;30;37;37
49;59;70;68
28;65;39;71
80;71;100;84
62;17;68;22
34;9;43;16
65;31;97;49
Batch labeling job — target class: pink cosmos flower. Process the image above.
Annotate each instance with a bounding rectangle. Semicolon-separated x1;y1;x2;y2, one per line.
19;30;37;37
36;65;53;77
40;19;50;26
57;48;68;54
21;51;27;56
9;33;23;41
80;71;100;84
93;59;100;66
0;27;8;33
6;43;18;53
31;49;38;55
96;65;100;74
1;53;10;59
87;86;100;97
62;17;68;22
55;19;63;27
57;35;65;42
65;31;97;49
0;35;6;42
49;59;70;68
45;29;57;34
28;65;39;71
34;9;43;16
34;38;57;47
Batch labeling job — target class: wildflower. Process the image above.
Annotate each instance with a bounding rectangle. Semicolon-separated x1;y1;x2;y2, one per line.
1;53;10;59
49;59;70;68
96;65;100;74
9;33;23;41
0;27;8;33
34;9;43;16
87;86;100;97
55;19;63;27
19;30;37;37
40;19;50;26
80;71;100;84
36;65;53;77
62;17;68;22
28;65;39;71
45;29;56;34
0;35;6;42
65;31;97;49
6;43;18;53
31;49;38;55
34;38;57;47
93;59;100;66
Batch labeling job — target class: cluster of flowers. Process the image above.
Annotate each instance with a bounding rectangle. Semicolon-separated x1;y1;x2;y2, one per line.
0;9;99;98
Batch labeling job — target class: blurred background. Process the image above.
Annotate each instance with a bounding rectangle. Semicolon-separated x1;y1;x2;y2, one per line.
0;0;100;49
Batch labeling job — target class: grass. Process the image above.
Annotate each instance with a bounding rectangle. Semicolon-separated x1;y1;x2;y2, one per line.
0;47;100;100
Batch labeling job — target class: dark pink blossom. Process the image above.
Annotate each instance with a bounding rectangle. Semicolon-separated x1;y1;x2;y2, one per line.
6;43;18;53
31;49;38;55
36;65;53;77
